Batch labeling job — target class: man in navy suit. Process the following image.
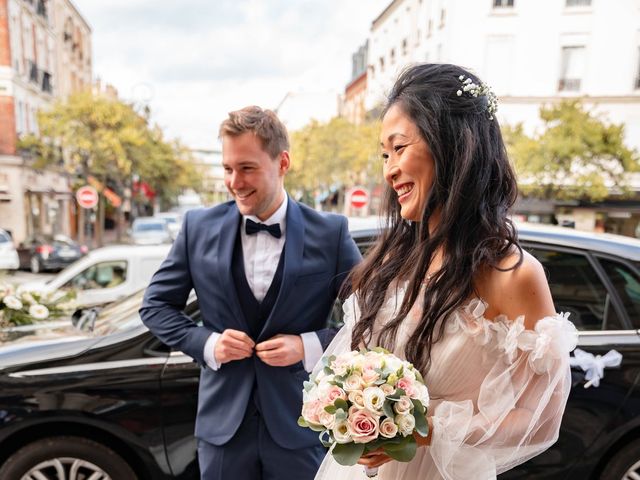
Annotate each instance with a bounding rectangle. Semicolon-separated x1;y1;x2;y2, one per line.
140;105;361;480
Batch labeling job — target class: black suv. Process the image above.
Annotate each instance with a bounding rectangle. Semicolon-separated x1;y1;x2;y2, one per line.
0;222;639;480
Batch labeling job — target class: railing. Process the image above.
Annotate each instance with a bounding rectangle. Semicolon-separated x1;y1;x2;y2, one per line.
558;78;581;91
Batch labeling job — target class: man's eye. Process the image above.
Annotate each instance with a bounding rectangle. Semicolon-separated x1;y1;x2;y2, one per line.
381;152;389;161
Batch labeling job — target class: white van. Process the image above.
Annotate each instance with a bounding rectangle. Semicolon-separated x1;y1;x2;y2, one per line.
20;244;171;308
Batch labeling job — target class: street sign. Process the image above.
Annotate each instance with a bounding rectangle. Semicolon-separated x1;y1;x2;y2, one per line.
350;187;369;209
76;185;99;209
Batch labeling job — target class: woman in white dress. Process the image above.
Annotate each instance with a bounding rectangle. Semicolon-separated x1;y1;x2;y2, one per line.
313;63;578;480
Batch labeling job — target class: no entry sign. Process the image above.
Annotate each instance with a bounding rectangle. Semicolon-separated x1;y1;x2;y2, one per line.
350;188;369;209
76;185;99;209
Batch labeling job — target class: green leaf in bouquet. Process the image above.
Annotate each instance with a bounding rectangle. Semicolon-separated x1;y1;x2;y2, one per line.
413;368;425;384
411;398;425;415
335;408;347;422
382;399;395;420
307;422;326;432
334;398;348;411
396;366;404;377
297;416;308;427
323;366;333;376
387;388;406;401
414;411;429;438
383;435;417;462
332;442;365;466
372;346;391;354
303;381;315;392
324;404;337;414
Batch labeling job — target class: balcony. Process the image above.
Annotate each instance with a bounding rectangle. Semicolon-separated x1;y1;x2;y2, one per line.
558;78;581;92
36;0;47;19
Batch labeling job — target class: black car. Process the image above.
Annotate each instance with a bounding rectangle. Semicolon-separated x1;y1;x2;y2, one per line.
1;222;640;479
17;234;87;273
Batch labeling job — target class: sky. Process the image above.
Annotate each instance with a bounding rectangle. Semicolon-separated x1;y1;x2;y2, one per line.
75;0;390;150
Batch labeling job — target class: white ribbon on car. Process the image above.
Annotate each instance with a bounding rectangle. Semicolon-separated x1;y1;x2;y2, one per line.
569;348;622;388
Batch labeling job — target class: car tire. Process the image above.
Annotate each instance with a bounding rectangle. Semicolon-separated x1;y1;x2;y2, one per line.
30;255;41;274
600;438;640;480
0;436;138;480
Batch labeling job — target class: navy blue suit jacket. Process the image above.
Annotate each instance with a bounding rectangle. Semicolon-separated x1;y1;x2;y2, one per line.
140;198;361;448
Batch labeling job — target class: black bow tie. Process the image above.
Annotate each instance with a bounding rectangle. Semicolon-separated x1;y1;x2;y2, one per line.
245;219;282;238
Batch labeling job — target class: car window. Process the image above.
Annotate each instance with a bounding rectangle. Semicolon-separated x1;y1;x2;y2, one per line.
527;247;623;331
64;260;128;290
599;258;640;329
134;222;165;232
0;231;10;243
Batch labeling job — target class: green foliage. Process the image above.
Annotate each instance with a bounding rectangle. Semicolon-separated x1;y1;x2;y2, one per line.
18;91;204;206
504;100;639;201
332;442;365;466
287;117;381;200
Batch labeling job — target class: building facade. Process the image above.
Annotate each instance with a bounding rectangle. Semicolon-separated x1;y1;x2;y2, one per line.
0;0;91;244
360;0;640;235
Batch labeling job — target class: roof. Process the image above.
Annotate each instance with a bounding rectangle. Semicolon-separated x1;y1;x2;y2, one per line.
347;217;640;261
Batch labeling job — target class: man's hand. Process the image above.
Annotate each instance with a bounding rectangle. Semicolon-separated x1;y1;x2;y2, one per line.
215;329;255;365
255;334;304;367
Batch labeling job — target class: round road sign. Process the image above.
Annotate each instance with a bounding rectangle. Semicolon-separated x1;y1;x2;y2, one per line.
350;188;369;209
76;186;99;209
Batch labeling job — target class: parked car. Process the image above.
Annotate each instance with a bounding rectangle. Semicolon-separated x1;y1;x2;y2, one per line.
155;212;182;239
19;244;172;308
16;234;87;273
1;223;640;479
0;228;18;270
131;217;173;245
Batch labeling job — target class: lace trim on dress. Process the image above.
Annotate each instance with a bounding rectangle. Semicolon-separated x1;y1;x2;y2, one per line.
448;298;579;374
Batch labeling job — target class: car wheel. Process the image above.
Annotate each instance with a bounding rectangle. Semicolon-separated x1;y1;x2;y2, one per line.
30;255;41;274
600;438;640;480
0;436;138;480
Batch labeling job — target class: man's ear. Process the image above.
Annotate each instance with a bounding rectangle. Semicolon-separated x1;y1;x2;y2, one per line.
279;151;290;175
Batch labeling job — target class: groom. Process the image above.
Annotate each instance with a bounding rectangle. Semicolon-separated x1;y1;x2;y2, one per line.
140;106;361;479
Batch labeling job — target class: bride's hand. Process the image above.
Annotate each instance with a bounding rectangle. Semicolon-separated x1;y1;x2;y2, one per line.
357;449;393;469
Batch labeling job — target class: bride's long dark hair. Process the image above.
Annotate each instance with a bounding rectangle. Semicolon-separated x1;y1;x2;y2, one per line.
349;63;520;373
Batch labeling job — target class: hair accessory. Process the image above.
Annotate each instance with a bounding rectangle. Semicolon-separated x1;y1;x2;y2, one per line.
456;75;498;120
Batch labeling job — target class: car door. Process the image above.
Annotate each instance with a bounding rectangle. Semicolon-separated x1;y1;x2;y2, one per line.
501;244;640;479
158;304;201;479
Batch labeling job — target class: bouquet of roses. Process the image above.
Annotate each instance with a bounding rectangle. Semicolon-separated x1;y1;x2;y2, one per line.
299;348;429;476
0;282;77;326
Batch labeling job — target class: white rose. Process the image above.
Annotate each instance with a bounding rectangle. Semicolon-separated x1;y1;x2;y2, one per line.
3;295;22;310
332;420;352;444
343;374;364;392
393;396;413;415
29;304;49;320
348;390;366;409
318;410;336;429
396;414;416;437
363;387;385;413
379;418;399;438
20;291;36;305
380;383;395;396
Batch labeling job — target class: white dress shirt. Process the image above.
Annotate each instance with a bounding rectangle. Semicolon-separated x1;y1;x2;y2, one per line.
204;193;323;372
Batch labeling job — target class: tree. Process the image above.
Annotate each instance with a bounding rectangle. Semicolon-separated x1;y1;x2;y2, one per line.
287;117;380;208
504;100;639;201
18;91;203;244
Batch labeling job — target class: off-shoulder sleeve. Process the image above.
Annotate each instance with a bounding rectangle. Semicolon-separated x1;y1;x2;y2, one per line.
429;310;579;479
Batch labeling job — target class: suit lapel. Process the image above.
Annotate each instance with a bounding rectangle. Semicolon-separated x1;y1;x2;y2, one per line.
258;197;304;340
216;205;249;331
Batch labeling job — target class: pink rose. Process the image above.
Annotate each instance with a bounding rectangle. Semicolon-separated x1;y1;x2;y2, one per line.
362;367;380;386
379;418;399;438
301;400;323;426
323;385;347;405
396;377;417;398
348;409;380;444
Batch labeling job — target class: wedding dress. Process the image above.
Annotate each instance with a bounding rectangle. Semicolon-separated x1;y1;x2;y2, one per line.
313;283;578;480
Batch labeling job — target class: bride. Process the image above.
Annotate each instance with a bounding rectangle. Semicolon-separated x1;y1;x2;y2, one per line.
313;63;578;480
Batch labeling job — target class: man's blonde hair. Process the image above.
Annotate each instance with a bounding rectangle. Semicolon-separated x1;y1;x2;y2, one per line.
219;105;289;159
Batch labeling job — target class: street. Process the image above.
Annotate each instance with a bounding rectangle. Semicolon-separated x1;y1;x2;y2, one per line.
1;270;55;286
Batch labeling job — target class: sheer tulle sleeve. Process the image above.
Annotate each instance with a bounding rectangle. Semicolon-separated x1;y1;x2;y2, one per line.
429;309;579;479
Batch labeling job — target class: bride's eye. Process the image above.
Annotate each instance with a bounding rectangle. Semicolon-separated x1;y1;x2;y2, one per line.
394;145;406;153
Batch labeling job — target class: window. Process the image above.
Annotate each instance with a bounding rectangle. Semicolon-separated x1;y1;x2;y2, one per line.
566;0;591;6
379;56;385;73
402;38;408;56
65;261;128;291
599;259;640;329
527;247;623;330
558;46;585;91
427;19;433;37
390;48;396;65
439;9;446;27
493;0;514;7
